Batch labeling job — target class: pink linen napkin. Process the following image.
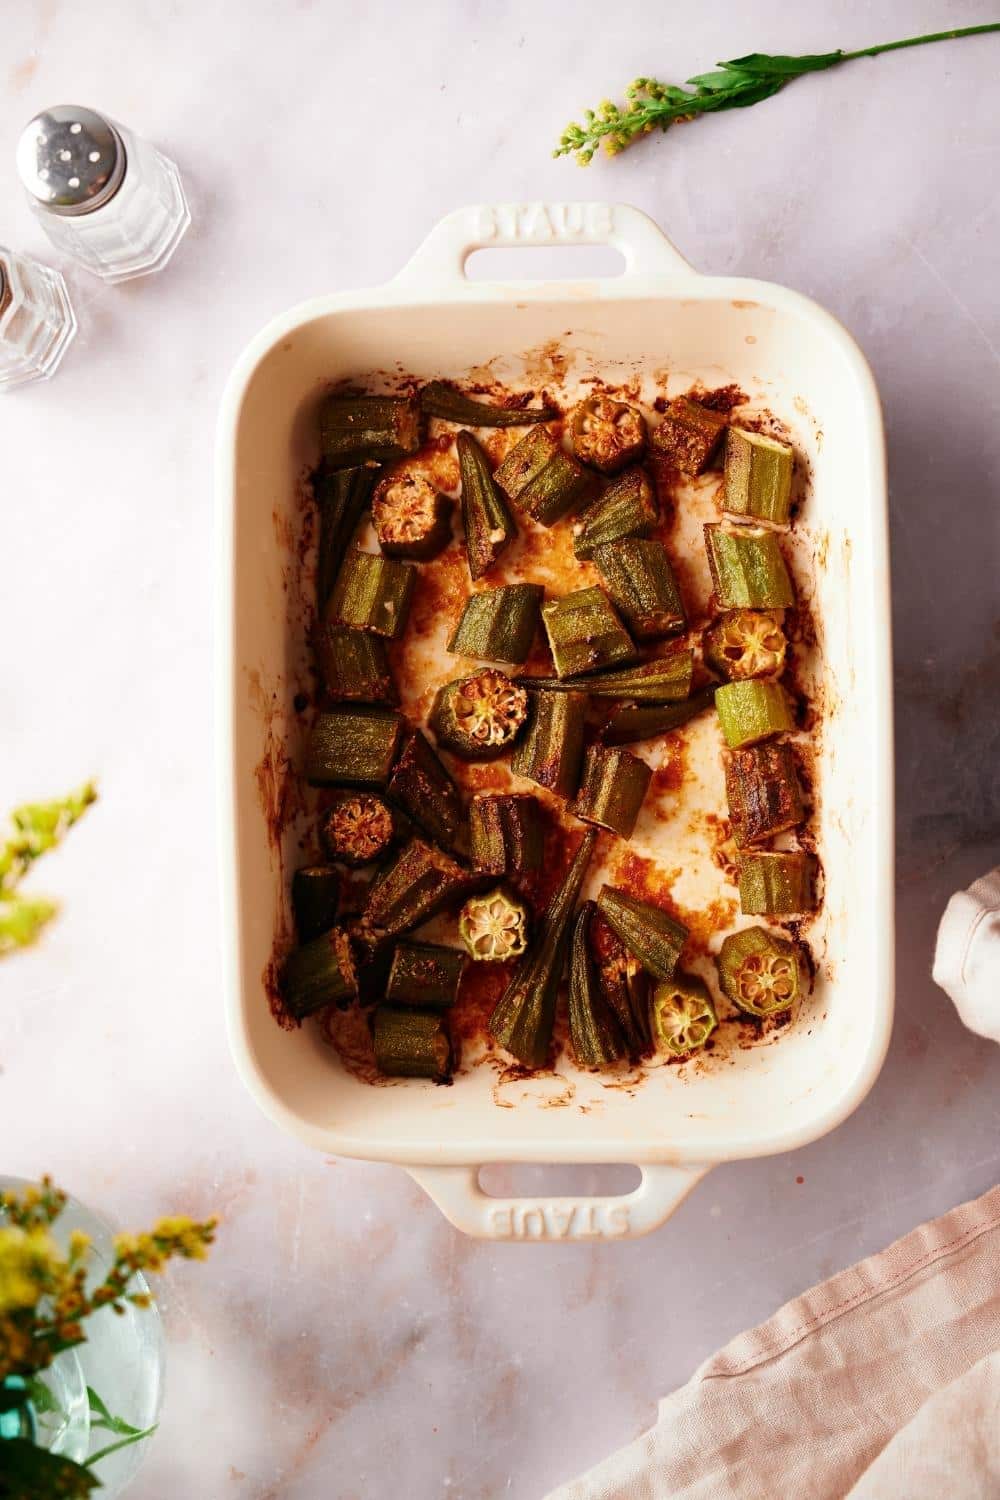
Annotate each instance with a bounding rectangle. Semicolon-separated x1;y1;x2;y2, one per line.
548;1184;1000;1499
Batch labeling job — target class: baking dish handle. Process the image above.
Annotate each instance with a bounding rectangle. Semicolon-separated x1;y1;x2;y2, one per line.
407;1162;708;1241
394;203;694;286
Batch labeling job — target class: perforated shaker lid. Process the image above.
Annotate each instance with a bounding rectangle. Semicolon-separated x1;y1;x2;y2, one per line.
17;105;125;216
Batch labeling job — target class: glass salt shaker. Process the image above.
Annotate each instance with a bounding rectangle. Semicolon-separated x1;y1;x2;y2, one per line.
0;246;77;391
16;105;191;284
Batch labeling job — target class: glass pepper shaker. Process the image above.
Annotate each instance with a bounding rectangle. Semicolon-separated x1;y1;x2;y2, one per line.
16;105;191;284
0;246;77;391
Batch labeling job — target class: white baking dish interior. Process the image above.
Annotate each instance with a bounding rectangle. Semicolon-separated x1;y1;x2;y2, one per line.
217;205;892;1238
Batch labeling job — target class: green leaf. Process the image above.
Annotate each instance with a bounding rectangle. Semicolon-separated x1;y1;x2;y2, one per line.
87;1426;156;1468
85;1388;146;1438
25;1378;60;1416
0;1439;100;1498
720;50;844;75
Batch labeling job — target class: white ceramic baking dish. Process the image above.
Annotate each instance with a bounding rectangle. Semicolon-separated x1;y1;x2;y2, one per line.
216;203;893;1240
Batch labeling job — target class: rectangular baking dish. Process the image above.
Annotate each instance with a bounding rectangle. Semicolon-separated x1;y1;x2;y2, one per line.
216;203;893;1240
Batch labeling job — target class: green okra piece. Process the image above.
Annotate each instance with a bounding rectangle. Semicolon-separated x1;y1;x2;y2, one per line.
725;741;805;848
490;829;597;1066
495;424;598;525
468;793;544;878
321;790;397;866
326;550;416;639
419;380;559;427
704;610;787;681
518;652;693;703
305;708;403;787
448;584;544;665
457;430;517;581
570;395;647;474
651;973;717;1057
281;925;357;1021
571;744;652;839
363;838;469;938
715;679;795;749
385;941;466;1008
314;624;398;705
314;464;377;611
572;466;658;560
593;538;686;641
459;886;531;961
704;524;795;610
387;729;463;850
568;902;626;1067
717;926;800;1018
430;669;529;761
723;427;794;525
738;851;816;916
371;463;453;561
541;586;636;678
510;689;586;798
596;885;688;981
373;1005;453;1082
601;687;716;746
320;393;421;469
291;865;340;943
650;397;727;474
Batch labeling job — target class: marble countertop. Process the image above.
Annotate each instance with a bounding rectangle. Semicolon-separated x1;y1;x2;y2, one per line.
3;2;999;1495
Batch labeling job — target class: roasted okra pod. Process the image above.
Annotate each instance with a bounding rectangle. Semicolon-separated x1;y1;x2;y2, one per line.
305;709;403;787
704;524;795;610
572;466;658;560
541;587;636;678
717;926;800;1018
387;730;463;850
468;793;544;879
650;397;727;474
448;584;544;665
495;424;598;525
596;885;688;981
326;550;416;639
459;887;530;961
363;838;469;938
738;851;816;916
314;624;398;706
715;680;795;749
570;395;647;474
281;926;358;1021
725;741;805;847
430;669;529;760
704;610;787;681
568;903;626;1067
371;463;453;561
593;538;686;640
385;941;466;1009
572;744;652;838
320;393;422;468
457;430;517;581
601;687;716;746
723;427;794;525
313;464;377;610
593;919;651;1055
651;973;717;1057
321;791;397;866
490;829;597;1066
520;652;693;703
291;865;340;943
373;1006;453;1082
510;689;586;798
419;380;559;427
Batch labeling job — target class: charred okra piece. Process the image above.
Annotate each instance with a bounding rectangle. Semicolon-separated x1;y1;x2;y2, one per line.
520;652;693;703
459;887;530;961
314;464;377;610
704;610;787;681
717;926;800;1018
305;709;402;787
570;395;647;474
371;463;453;561
723;427;794;525
364;838;469;938
738;851;816;916
495;424;598;525
510;689;586;798
541;587;636;678
385;941;466;1008
725;741;805;848
568;903;626;1067
291;865;340;943
650;397;727;474
468;793;544;878
593;538;685;641
651;973;717;1057
373;1006;453;1081
572;744;652;838
596;885;688;981
321;791;397;866
430;669;529;761
715;680;795;749
320;393;421;469
704;524;795;610
326;550;416;639
490;829;597;1066
601;688;716;746
419;380;559;427
457;430;516;581
592;916;650;1054
448;584;544;665
314;625;398;705
387;730;462;850
572;466;658;560
281;926;357;1020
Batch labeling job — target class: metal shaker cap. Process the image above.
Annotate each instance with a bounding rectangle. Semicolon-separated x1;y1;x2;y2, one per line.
17;106;125;216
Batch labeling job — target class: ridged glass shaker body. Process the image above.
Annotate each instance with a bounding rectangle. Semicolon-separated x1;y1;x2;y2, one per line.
17;105;190;284
0;247;77;391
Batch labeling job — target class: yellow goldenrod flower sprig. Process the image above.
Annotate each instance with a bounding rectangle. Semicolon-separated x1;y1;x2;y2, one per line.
0;782;97;954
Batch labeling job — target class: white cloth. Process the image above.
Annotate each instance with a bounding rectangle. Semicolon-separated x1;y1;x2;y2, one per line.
933;867;1000;1043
